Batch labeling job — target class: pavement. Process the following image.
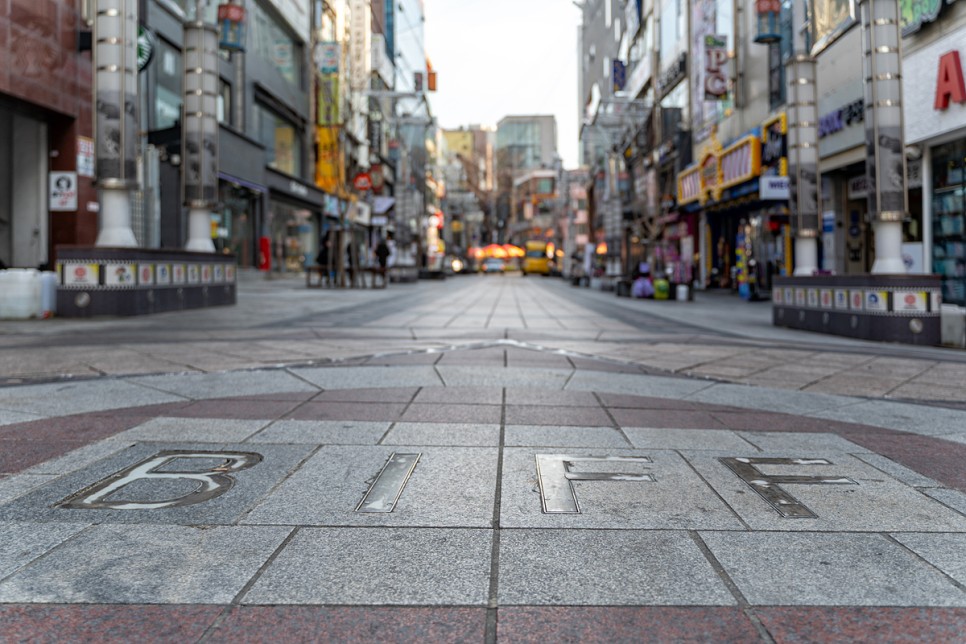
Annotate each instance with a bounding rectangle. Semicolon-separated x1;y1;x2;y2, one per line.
2;274;966;642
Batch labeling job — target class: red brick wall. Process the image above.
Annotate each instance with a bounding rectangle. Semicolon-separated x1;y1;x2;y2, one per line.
0;0;98;254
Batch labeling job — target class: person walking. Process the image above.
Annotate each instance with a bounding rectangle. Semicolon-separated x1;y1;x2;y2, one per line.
374;237;390;288
316;230;332;287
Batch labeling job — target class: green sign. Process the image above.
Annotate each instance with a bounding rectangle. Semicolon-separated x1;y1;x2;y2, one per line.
901;0;958;36
137;25;155;72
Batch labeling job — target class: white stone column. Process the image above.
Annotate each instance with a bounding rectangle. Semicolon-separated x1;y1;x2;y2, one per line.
182;12;218;252
861;0;908;274
93;0;139;247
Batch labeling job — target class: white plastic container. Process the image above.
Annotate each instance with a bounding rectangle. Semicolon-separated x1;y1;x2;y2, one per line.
39;271;58;318
676;284;690;301
0;269;41;319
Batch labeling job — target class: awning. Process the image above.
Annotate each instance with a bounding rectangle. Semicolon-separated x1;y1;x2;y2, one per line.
373;196;395;214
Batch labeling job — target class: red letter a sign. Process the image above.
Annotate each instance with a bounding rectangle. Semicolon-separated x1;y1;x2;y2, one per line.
935;51;966;111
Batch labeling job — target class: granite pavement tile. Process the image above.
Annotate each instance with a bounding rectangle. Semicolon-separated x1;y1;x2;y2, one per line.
0;440;93;475
0;522;90;579
312;387;419;403
413;386;503;405
0;409;44;426
685;450;966;532
623;428;757;451
108;417;270;443
0;524;292;604
700;532;966;606
163;399;304;420
736;431;871;454
0;474;58;505
0;442;313;526
382;422;500;446
246;420;390;445
924;488;966;516
436;365;572;388
208;606;487;643
892;533;966;587
0;412;151;444
0;380;187;417
709;410;857;432
131;370;317;399
598;393;739;411
611;409;727;429
500;448;743;530
497;529;736;605
853;453;942;488
755;607;966;644
291;366;444;390
687;383;855;415
242;445;497;527
400;403;503;424
505;424;631;448
241;527;492;605
0;604;224;644
809;399;966;437
506;404;613;427
841;431;966;491
497;607;762;643
21;440;133;477
284;401;407;422
505;388;600;407
565;371;712;398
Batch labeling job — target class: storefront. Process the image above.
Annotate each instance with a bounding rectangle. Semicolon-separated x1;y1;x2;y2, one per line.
265;169;328;274
904;26;966;309
679;127;788;299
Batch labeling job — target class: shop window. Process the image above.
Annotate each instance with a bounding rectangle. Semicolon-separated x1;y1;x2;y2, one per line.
254;103;301;176
155;38;182;130
932;141;966;306
251;1;302;89
218;79;232;126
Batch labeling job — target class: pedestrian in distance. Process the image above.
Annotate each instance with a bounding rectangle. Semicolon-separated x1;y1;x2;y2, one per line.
374;237;390;288
316;230;333;287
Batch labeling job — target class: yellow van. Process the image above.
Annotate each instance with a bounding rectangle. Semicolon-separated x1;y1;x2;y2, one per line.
522;240;552;276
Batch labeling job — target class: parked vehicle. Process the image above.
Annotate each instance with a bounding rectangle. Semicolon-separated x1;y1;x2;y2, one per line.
481;258;505;274
522;240;553;275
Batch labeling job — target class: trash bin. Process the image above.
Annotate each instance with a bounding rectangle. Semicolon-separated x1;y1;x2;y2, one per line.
676;284;689;301
654;278;670;300
0;269;41;319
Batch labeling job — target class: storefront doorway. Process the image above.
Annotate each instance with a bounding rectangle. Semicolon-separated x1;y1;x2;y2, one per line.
0;103;48;269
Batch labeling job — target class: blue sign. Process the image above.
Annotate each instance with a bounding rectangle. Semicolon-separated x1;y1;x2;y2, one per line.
612;60;626;92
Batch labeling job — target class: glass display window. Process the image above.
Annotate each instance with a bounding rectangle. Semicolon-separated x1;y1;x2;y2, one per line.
931;140;966;306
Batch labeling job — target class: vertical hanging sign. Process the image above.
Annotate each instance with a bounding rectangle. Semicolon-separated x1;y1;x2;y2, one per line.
703;34;729;100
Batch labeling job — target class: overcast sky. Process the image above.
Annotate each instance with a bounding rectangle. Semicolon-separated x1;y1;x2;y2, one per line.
424;0;583;169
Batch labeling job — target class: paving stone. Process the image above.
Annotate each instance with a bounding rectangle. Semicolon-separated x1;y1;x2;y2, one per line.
242;527;492;605
22;440;132;477
436;366;571;389
699;532;966;606
685;450;966;532
313;387;420;403
210;606;487;642
809;399;966;437
291;366;444;389
0;380;185;417
612;409;727;429
400;403;502;424
737;431;871;453
0;605;224;643
623;428;757;451
565;372;711;398
109;418;270;443
0;524;291;603
163;399;303;420
598;393;736;411
506;405;613;427
710;410;851;432
892;533;966;587
688;383;855;415
498;529;735;605
413;387;503;405
498;607;761;642
853;453;941;488
924;488;966;516
841;431;966;491
755;607;966;644
242;445;497;527
246;420;390;445
505;425;631;448
382;423;500;447
0;442;313;525
132;370;317;399
505;389;600;407
284;401;407;422
0;522;89;579
500;448;743;530
0;440;90;475
0;475;58;505
0;409;43;426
